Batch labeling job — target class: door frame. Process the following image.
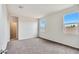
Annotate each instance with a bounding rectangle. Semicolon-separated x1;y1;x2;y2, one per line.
10;16;18;40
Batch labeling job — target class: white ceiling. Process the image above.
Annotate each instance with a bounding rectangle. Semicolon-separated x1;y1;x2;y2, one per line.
7;4;75;18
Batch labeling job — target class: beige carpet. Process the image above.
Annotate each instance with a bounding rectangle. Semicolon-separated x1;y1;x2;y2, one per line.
6;38;79;54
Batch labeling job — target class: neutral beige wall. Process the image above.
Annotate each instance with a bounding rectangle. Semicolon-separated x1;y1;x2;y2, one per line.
18;16;38;40
0;5;9;50
39;5;79;48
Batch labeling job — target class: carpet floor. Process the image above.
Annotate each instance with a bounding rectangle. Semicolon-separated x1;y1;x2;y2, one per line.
6;38;79;54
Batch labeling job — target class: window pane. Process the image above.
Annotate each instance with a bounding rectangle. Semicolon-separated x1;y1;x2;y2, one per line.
39;18;46;32
64;12;79;34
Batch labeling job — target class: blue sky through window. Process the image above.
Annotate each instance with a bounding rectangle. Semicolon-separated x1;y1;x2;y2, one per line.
64;12;79;24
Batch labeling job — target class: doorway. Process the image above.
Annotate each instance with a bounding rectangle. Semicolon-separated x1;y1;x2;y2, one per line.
10;16;18;40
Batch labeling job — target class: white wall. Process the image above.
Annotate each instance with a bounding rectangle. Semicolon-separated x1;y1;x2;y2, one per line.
39;5;79;48
0;5;9;50
18;16;38;40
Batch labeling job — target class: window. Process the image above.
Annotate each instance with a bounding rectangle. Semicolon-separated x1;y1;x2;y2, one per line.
39;18;46;32
64;12;79;34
